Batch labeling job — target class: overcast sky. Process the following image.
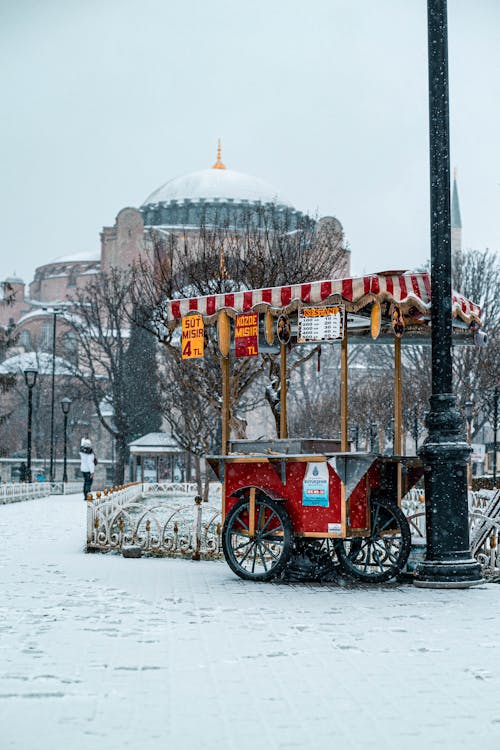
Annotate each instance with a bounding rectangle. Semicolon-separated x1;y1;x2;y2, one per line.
1;0;499;284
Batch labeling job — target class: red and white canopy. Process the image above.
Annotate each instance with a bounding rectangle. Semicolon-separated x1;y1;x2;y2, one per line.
166;271;482;327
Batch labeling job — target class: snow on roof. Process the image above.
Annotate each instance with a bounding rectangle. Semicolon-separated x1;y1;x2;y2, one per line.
128;432;183;454
142;168;292;208
0;352;75;376
16;309;82;326
48;249;101;265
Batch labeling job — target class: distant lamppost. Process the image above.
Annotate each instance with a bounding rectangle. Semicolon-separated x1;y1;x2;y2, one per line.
412;406;419;454
415;0;481;587
493;386;499;486
464;400;473;488
24;368;38;482
48;309;58;482
61;397;72;483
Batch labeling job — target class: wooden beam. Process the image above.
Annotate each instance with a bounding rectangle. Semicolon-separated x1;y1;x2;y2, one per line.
249;486;256;538
280;343;288;439
221;356;230;455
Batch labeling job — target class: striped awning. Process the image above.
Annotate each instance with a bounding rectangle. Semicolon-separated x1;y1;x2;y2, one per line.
166;272;482;327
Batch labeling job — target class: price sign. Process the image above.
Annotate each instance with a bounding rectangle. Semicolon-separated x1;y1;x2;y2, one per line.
298;306;344;342
235;312;259;358
181;314;204;359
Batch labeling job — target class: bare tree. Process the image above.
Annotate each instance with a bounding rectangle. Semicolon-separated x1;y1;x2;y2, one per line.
64;269;134;483
131;208;348;443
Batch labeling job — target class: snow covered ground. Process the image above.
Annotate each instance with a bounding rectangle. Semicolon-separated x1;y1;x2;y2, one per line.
1;494;499;750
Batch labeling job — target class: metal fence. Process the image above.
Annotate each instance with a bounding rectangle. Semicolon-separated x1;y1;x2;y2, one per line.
86;483;223;559
86;483;500;573
0;481;83;504
403;488;500;574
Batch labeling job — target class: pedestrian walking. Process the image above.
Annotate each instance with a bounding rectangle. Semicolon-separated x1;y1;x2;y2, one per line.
18;462;29;482
80;438;98;500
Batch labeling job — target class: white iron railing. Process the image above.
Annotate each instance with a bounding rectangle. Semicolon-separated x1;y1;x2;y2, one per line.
0;481;83;504
86;482;223;559
85;483;500;573
402;488;500;575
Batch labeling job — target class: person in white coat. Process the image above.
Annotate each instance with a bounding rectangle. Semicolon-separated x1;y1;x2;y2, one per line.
80;438;97;500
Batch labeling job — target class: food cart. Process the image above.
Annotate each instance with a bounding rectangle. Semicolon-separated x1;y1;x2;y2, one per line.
163;271;483;582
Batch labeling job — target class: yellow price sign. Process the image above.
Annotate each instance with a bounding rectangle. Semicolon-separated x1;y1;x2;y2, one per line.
181;314;204;359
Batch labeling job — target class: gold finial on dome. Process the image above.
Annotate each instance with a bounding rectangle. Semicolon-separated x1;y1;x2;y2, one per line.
212;139;226;170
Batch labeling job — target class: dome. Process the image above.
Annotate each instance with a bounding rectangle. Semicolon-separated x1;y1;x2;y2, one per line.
142;168;292;208
140;145;310;232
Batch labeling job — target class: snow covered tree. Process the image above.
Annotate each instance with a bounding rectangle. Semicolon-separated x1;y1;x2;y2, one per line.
123;308;162;442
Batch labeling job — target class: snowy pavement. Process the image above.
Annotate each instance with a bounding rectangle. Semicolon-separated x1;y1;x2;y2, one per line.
1;495;499;750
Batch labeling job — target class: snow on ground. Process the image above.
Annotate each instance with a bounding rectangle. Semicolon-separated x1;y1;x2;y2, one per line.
0;494;499;750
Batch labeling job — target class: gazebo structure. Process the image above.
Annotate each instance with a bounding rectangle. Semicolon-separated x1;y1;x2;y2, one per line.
128;433;186;483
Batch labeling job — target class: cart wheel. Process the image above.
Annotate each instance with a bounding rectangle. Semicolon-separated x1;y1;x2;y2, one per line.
336;498;411;583
222;495;293;581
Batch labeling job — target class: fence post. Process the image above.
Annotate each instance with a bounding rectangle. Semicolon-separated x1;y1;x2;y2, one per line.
192;495;203;560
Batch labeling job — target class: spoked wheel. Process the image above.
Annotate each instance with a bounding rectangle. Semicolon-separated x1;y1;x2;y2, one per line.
222;494;293;581
336;498;411;583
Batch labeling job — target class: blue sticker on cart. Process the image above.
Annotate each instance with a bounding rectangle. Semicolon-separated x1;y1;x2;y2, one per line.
302;463;329;507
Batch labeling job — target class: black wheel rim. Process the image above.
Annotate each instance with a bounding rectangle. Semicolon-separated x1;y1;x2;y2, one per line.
338;499;410;582
224;499;288;579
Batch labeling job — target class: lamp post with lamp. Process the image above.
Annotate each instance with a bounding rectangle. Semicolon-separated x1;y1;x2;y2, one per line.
414;0;481;587
24;368;38;482
61;397;72;483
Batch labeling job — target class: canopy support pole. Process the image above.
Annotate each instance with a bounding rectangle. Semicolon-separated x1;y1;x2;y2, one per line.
341;323;348;452
221;356;230;455
280;344;288;439
394;335;403;501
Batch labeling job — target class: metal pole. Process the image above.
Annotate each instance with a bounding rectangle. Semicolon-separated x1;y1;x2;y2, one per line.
413;406;419;453
415;0;481;587
394;336;402;455
49;311;57;481
340;324;348;451
493;386;498;486
62;412;68;483
27;387;33;482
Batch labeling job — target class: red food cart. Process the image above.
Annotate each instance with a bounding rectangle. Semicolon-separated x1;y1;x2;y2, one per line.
164;271;483;582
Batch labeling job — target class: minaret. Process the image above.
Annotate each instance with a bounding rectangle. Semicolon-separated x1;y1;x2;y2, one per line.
212;139;226;170
451;167;462;255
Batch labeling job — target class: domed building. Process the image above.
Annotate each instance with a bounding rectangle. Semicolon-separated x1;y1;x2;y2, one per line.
2;144;350;355
101;144;349;274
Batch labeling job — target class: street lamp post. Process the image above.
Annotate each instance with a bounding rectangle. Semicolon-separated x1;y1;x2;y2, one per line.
492;386;498;487
464;400;473;489
48;310;58;482
61;397;72;483
412;407;419;454
415;0;482;587
24;368;38;482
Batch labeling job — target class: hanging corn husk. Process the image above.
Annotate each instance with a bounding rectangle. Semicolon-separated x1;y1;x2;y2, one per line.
370;300;381;340
264;309;274;345
217;310;231;356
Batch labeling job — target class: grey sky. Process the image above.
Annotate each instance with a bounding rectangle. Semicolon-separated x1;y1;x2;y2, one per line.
1;0;499;284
